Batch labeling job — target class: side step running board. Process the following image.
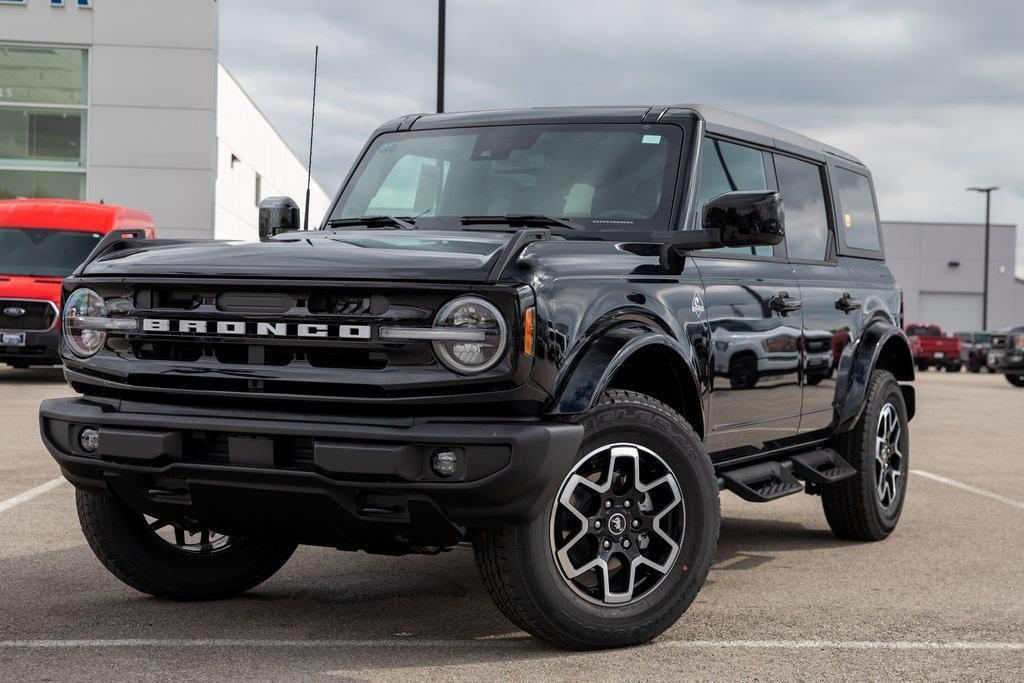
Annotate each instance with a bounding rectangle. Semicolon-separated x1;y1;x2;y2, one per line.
720;461;803;502
789;448;857;484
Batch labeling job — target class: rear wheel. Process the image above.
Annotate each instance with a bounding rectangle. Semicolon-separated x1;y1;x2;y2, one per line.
945;364;961;373
474;390;719;649
1006;374;1024;388
822;369;909;541
77;490;297;600
915;361;928;372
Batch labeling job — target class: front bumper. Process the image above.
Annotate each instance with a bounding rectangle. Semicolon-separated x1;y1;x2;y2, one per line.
40;397;583;552
0;327;59;365
990;349;1024;373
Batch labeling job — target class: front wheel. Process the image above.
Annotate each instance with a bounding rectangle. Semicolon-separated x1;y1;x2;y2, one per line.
474;390;719;650
1007;374;1024;387
821;369;909;541
77;490;297;600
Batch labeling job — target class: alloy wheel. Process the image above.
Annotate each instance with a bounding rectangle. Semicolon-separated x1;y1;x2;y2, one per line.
143;515;236;555
875;403;904;509
550;443;684;606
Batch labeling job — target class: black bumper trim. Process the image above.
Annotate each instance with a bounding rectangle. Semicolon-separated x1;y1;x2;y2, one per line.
39;397;584;542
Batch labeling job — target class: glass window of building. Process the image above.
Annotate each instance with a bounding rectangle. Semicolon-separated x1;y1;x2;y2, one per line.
0;45;87;200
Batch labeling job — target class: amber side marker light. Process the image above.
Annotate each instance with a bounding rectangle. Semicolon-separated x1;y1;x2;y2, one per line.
523;307;536;357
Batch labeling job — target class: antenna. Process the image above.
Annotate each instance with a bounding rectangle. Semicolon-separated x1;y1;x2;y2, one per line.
436;0;445;113
303;45;319;230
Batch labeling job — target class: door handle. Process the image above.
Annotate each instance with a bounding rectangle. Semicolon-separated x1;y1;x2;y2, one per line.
835;293;862;312
770;291;802;313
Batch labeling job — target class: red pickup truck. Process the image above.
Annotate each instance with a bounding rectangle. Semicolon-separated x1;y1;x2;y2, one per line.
0;199;154;369
906;323;962;372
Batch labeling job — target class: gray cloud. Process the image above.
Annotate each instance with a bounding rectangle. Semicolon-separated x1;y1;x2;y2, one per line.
220;0;1024;272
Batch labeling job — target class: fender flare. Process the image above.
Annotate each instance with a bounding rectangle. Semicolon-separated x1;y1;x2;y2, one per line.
548;323;704;431
834;320;915;431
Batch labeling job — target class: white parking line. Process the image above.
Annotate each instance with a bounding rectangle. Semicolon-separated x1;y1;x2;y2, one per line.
912;469;1024;511
0;638;1021;652
0;477;65;514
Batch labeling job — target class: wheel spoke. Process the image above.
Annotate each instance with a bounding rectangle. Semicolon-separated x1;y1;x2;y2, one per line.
173;526;186;546
149;519;170;532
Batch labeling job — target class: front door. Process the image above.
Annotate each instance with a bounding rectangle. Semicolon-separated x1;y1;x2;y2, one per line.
690;136;802;456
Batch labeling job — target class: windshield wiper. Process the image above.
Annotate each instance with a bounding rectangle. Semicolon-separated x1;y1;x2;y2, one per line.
461;214;585;232
326;215;418;231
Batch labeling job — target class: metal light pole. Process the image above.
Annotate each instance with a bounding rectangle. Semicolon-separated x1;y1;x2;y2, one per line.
436;0;446;113
966;186;999;329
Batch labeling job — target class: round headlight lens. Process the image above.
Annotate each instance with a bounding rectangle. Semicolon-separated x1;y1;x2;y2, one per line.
432;297;508;374
63;288;107;357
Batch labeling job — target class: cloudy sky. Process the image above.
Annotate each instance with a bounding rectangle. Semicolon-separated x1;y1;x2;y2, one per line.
220;0;1024;273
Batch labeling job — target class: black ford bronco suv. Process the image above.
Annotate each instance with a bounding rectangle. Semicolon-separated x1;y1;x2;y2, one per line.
40;105;915;650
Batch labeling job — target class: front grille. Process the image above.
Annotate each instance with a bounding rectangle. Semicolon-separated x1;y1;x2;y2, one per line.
69;281;519;403
122;285;443;371
0;299;56;331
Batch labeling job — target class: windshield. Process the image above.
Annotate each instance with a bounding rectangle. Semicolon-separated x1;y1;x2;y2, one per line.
331;124;682;231
0;227;102;277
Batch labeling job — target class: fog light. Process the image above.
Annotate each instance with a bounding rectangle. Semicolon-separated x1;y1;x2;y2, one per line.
79;428;100;453
431;449;458;477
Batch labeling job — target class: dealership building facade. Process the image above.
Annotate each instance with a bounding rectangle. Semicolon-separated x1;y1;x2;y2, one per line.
882;221;1024;333
0;0;328;240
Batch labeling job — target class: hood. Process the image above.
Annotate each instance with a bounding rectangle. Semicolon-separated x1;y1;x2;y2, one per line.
0;274;64;304
81;230;515;282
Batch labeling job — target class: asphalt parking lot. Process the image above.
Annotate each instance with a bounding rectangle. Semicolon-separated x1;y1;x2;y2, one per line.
1;368;1022;680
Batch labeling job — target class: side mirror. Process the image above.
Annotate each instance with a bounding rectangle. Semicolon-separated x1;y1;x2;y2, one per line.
702;191;785;248
258;196;300;241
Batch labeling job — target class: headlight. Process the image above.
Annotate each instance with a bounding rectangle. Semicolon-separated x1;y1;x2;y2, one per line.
64;288;107;357
431;297;507;373
62;288;137;357
1015;336;1024;351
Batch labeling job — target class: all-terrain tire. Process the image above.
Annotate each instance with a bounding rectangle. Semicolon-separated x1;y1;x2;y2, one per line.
474;390;719;650
821;369;909;541
1006;373;1024;387
77;490;297;600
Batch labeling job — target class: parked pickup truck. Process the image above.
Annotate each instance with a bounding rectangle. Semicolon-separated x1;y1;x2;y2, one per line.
906;323;961;372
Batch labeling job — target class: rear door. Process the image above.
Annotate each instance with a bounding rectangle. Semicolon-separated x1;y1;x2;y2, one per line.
772;153;859;437
688;136;802;456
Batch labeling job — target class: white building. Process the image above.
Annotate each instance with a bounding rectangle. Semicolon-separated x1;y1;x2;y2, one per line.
0;0;328;240
882;221;1024;332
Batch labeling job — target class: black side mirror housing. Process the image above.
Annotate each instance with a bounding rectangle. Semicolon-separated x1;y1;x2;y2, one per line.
702;190;785;248
258;196;300;242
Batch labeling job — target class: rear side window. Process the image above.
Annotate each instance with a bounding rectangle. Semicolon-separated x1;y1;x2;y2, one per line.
699;137;771;256
774;155;830;261
835;168;880;251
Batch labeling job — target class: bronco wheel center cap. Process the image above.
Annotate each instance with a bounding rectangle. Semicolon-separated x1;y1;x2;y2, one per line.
607;512;627;535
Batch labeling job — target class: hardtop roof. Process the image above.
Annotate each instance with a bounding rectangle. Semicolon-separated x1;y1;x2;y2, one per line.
381;104;864;166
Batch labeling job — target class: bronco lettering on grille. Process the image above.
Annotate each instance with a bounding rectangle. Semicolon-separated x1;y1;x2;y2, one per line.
141;318;371;339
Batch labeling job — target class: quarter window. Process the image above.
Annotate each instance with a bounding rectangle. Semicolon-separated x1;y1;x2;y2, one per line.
835;167;881;251
699;137;771;256
774;155;829;261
